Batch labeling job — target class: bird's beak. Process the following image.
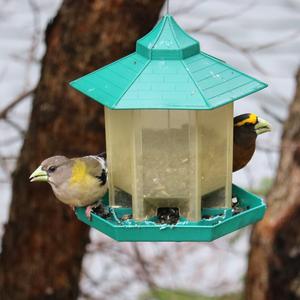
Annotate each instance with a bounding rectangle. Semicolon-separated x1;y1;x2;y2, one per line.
29;165;48;182
255;117;272;135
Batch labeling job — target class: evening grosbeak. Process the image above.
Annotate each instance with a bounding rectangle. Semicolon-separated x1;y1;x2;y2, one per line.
29;154;107;219
233;113;271;172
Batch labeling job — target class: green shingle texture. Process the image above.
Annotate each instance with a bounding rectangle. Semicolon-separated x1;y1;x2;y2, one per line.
70;15;267;110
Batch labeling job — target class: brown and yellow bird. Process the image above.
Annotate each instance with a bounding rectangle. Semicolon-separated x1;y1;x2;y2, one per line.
233;113;271;172
29;155;108;219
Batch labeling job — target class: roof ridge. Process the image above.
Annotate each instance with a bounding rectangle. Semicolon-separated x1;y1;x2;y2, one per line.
182;59;210;108
112;58;151;109
168;15;181;49
151;15;169;54
169;15;199;46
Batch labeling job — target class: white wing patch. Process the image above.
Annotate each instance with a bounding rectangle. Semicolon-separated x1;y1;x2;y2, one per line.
87;155;107;171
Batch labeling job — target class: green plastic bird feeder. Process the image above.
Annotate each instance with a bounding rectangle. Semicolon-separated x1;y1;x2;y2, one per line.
70;15;267;242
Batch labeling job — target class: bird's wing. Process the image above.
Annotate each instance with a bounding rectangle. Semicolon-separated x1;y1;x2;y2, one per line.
233;140;256;172
78;156;107;185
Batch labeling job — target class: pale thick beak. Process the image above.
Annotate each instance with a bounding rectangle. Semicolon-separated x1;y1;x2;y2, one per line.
29;165;48;182
255;117;272;135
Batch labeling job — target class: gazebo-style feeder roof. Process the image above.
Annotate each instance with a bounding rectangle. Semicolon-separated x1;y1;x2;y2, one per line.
70;15;267;110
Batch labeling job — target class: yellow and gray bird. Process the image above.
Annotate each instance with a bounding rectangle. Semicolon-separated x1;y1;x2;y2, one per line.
29;154;108;219
233;113;271;172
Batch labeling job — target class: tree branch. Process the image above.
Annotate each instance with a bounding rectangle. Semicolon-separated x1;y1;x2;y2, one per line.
199;30;270;75
251;30;300;52
132;244;157;290
172;0;208;16
0;89;34;119
194;0;257;32
4;119;26;136
261;105;284;124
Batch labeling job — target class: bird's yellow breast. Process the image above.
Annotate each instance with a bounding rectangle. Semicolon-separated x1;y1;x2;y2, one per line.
70;160;86;183
56;160;105;206
69;160;96;187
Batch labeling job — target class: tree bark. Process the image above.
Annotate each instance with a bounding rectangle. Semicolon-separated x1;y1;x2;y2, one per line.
0;1;164;299
246;69;300;300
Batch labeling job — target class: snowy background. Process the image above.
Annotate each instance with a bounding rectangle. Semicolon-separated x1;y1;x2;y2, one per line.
0;0;299;299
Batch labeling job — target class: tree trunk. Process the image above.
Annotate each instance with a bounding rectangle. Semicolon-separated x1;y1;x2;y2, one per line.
0;1;164;299
246;69;300;300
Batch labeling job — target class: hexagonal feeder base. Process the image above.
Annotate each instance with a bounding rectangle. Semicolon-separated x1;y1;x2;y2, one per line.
75;184;266;242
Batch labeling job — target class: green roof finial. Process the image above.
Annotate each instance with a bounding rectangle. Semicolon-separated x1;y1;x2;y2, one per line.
136;15;200;60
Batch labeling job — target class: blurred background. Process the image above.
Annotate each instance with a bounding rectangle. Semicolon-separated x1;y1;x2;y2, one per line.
0;0;299;299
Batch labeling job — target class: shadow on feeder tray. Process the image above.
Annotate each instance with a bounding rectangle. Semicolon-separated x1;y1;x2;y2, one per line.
201;187;226;208
92;205;111;219
93;205;133;222
232;196;250;215
157;207;180;225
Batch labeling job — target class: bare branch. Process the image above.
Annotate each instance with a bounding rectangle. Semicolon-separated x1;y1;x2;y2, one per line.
4;119;26;136
0;89;34;119
251;30;300;52
208;241;246;257
101;277;135;299
0;154;12;177
0;137;20;147
198;30;245;49
132;244;157;290
0;179;10;184
23;0;41;89
190;19;299;56
186;1;298;78
261;105;284;124
0;156;18;161
172;0;208;16
78;292;99;300
256;145;279;153
188;29;300;76
198;31;270;75
9;54;40;64
195;0;257;32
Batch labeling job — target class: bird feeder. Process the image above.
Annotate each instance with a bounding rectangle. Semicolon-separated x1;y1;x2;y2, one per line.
69;15;267;242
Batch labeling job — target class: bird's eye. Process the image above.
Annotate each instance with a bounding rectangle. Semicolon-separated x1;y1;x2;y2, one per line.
48;166;57;173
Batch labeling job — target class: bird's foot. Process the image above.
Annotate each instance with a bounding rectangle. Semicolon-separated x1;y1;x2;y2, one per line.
85;205;94;220
85;200;104;220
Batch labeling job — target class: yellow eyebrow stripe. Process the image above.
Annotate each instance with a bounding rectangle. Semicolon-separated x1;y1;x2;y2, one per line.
235;114;257;127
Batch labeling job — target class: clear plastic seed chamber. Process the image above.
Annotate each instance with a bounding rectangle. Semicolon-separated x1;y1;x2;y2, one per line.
105;106;233;221
69;15;267;242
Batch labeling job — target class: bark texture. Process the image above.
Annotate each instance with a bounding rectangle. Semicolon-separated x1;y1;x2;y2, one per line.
246;69;300;300
0;1;164;299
